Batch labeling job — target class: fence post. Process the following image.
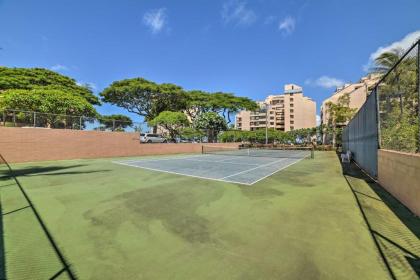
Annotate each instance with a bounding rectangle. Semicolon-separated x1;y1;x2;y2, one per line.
2;111;5;126
33;112;37;127
417;42;420;152
112;120;115;131
13;112;16;127
375;87;381;149
79;116;83;130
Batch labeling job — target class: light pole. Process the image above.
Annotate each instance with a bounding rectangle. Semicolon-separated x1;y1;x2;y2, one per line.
260;103;268;145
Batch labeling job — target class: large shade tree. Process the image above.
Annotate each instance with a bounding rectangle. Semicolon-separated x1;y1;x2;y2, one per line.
193;112;227;143
0;89;97;128
185;90;257;124
149;111;190;141
100;78;187;132
98;114;133;131
0;67;99;105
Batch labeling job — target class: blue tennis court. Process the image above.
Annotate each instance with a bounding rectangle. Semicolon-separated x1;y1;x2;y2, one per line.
114;146;313;185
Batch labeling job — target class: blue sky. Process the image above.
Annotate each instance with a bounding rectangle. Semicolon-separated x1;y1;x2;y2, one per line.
1;0;419;123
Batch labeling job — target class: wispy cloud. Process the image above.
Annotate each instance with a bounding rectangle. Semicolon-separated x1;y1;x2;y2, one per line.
77;81;97;91
278;16;295;35
222;0;257;26
305;76;345;89
51;64;69;72
364;30;420;71
143;8;167;34
264;15;276;25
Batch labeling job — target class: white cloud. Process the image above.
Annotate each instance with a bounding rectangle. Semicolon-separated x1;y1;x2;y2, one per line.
77;81;97;91
364;30;420;71
51;64;68;71
278;16;295;35
305;76;345;89
143;8;167;34
316;115;321;126
222;0;257;26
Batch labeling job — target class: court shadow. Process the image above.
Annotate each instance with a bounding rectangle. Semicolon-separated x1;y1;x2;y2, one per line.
0;165;110;179
338;153;420;278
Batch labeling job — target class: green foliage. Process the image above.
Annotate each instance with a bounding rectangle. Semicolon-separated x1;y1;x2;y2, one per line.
185;90;258;123
149;111;190;140
180;127;206;140
100;78;187;122
0;67;99;105
374;48;419;153
0;89;97;128
325;92;356;147
193;112;227;142
98;114;133;131
218;127;317;144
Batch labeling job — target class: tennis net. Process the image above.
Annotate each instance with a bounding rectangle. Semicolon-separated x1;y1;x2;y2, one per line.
202;145;314;159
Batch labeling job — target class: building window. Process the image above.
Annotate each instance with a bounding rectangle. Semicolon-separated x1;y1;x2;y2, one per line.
290;109;294;113
290;120;294;124
290;126;294;130
290;98;294;102
238;118;242;121
290;115;294;119
270;116;274;120
290;104;294;107
270;122;274;125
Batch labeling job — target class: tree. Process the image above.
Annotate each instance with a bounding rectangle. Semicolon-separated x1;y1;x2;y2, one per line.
100;78;187;132
185;91;257;124
98;114;133;131
372;48;419;152
0;67;99;105
0;89;97;128
325;93;356;148
180;127;206;141
193;112;227;143
149;111;190;141
372;48;405;74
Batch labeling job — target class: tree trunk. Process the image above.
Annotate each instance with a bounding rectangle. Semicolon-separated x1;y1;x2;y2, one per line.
332;121;336;148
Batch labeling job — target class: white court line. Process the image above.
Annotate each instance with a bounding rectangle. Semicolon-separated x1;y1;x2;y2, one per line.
220;158;287;179
114;161;252;185
249;157;306;185
116;154;206;163
116;155;258;166
182;158;258;166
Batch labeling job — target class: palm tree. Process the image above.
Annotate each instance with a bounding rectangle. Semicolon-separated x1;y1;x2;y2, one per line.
372;48;405;74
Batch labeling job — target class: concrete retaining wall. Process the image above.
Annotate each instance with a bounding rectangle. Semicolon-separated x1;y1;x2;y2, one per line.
378;149;420;216
0;127;239;163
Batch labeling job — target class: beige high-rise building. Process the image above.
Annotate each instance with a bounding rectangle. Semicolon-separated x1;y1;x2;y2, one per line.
320;74;380;144
235;84;316;132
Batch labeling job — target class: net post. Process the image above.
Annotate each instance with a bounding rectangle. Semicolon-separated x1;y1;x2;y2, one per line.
201;145;204;154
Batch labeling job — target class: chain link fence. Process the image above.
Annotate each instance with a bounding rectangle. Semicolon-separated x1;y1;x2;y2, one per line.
0;109;150;133
343;39;419;177
377;43;419;153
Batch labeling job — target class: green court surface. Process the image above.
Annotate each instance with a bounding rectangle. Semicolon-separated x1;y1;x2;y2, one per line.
1;152;419;279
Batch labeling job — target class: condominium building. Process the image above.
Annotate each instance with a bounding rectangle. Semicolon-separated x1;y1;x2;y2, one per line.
235;84;316;132
320;73;381;143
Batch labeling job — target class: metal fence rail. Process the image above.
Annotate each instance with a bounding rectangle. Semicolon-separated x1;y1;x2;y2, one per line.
342;89;379;177
0;109;149;133
343;39;420;177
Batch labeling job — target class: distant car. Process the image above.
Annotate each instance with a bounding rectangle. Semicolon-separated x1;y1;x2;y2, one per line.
140;133;167;143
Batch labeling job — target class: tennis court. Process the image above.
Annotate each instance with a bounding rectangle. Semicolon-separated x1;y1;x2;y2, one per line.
114;146;314;185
